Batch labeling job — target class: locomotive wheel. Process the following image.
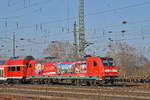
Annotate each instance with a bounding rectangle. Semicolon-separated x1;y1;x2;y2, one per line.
71;80;75;85
15;80;22;84
110;80;114;85
75;79;80;86
86;80;96;86
93;80;97;86
48;79;53;85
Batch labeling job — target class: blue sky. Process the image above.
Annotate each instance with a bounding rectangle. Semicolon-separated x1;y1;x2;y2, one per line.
0;0;150;59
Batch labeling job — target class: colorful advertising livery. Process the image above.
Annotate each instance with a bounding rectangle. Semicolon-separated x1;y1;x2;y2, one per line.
55;62;87;74
35;62;87;75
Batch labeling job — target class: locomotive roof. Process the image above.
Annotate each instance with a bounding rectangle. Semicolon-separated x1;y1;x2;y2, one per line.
9;56;34;60
36;57;88;63
36;56;113;63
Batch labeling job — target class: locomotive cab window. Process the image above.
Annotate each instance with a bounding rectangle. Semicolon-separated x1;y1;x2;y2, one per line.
8;66;11;71
108;58;115;66
11;66;15;71
101;58;115;66
17;66;21;71
26;63;29;68
93;61;97;66
29;64;32;68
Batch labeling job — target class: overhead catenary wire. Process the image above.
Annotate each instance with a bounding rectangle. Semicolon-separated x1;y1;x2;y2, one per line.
85;1;150;17
0;31;149;57
8;0;21;7
0;1;150;58
103;0;126;20
2;0;53;20
11;0;51;15
1;1;150;33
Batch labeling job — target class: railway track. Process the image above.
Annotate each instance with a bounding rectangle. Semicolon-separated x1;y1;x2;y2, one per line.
117;78;150;83
0;84;150;100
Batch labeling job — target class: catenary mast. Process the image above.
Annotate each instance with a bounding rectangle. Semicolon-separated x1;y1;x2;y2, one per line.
79;0;85;57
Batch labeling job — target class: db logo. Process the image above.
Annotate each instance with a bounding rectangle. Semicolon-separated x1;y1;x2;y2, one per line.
45;66;55;71
49;66;55;70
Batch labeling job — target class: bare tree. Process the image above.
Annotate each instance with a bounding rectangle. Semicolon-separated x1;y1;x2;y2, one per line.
139;63;150;78
106;41;149;78
43;41;74;58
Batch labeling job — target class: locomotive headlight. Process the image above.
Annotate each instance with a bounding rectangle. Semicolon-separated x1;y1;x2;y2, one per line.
112;69;117;72
105;69;110;72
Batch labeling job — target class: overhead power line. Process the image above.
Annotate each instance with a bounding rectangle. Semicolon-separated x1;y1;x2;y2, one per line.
2;16;150;35
4;1;150;20
3;0;53;20
8;0;22;7
85;1;150;16
15;0;51;12
1;1;150;34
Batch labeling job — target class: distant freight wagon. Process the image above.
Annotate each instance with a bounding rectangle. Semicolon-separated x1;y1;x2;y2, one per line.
0;56;119;85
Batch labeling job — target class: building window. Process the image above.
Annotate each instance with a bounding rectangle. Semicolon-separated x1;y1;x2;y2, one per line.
93;61;97;66
17;66;21;71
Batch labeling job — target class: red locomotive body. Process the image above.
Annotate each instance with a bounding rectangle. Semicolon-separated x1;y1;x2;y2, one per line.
0;56;119;85
26;57;118;84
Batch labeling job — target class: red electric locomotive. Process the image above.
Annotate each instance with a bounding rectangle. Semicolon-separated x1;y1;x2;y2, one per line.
27;56;119;85
0;56;119;85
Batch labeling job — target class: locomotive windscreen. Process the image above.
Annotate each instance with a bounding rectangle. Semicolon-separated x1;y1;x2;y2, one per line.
101;58;115;66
